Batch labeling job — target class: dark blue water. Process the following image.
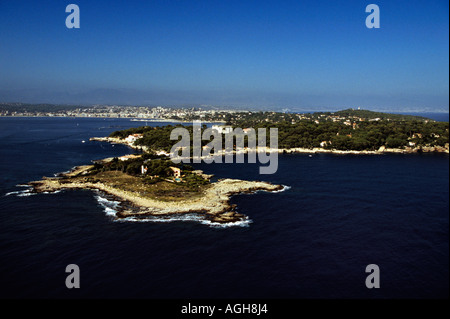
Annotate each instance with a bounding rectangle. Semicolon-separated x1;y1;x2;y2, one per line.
402;112;449;122
0;117;448;299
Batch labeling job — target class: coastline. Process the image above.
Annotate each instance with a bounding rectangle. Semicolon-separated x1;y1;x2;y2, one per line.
27;169;284;224
0;115;224;124
90;136;151;152
90;136;450;155
277;145;449;155
130;118;226;124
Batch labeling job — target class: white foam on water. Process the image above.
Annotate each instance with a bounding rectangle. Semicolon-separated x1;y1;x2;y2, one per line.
116;213;204;224
16;190;36;197
270;185;291;193
200;216;253;228
246;184;291;196
5;186;65;197
103;206;118;216
115;212;252;228
5;185;34;197
42;190;63;194
94;193;121;217
16;184;32;188
91;189;256;228
4;190;27;196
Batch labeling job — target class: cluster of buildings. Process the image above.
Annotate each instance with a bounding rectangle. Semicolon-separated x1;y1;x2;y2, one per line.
211;125;233;134
0;104;241;121
124;134;143;143
2;104;428;129
116;152;182;182
140;165;181;181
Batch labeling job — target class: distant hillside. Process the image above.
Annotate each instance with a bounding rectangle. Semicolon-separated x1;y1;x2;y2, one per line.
0;102;81;112
332;109;432;121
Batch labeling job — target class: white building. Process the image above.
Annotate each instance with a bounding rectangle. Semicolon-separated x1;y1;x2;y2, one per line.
119;154;141;161
212;125;233;134
125;134;143;143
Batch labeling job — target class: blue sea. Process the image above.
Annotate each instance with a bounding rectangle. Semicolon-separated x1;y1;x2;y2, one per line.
0;117;448;299
401;112;449;122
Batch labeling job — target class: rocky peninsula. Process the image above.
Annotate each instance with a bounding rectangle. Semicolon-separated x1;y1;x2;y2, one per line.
27;165;284;224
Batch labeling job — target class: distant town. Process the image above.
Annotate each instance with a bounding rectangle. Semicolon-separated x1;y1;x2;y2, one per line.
0;102;436;125
0;103;229;121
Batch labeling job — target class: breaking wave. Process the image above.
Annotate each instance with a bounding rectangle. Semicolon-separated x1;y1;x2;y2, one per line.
200;216;253;228
4;189;32;197
248;184;291;195
116;213;252;228
4;185;34;197
94;192;121;217
97;207;251;228
4;185;64;197
271;185;291;193
92;189;252;228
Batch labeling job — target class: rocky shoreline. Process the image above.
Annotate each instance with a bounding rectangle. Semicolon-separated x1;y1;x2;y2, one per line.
90;136;449;156
90;137;151;152
28;172;284;224
278;144;449;155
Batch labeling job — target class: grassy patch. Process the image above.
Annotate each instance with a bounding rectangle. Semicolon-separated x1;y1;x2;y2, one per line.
69;170;208;202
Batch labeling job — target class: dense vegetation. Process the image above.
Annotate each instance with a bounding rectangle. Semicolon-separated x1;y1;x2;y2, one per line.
221;108;434;127
110;124;217;152
110;125;178;152
88;154;208;189
333;109;430;121
110;119;449;152
90;155;171;176
244;120;449;150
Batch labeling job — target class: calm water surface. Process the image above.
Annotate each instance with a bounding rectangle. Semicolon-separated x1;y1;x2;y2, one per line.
0;117;448;298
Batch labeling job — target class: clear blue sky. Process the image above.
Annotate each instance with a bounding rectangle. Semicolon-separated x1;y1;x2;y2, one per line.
0;0;448;112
